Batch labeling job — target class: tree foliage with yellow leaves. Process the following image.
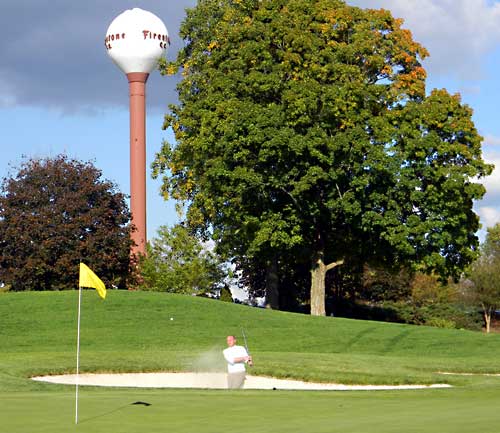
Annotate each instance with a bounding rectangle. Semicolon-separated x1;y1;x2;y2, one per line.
154;0;492;315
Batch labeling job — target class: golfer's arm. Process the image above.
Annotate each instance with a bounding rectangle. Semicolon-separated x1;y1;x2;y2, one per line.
227;355;251;364
235;355;252;363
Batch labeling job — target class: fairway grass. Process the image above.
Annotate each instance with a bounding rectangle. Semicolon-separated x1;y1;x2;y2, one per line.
1;291;500;432
2;387;500;433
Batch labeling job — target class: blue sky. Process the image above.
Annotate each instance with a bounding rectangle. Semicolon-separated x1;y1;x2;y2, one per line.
1;0;500;242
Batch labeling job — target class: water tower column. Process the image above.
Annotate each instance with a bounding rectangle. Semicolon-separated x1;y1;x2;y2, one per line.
128;72;149;255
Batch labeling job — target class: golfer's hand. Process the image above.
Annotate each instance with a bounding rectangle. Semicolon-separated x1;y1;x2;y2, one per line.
247;356;253;366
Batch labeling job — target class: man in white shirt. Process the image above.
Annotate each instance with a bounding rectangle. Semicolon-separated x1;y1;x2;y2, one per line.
223;335;253;389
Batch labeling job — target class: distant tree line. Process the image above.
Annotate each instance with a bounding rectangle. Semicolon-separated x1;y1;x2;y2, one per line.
0;153;497;332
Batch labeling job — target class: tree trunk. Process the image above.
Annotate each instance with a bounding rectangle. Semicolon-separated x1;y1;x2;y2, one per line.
310;255;326;316
265;258;279;310
484;310;491;333
310;249;344;316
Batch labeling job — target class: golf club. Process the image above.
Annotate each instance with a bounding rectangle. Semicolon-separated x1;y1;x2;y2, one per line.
242;329;253;366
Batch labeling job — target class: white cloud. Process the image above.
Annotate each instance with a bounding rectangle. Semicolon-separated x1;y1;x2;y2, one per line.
474;146;500;235
476;206;500;228
349;0;500;80
479;149;500;195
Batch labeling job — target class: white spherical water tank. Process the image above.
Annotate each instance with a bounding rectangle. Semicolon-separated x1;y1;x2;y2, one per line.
105;8;169;74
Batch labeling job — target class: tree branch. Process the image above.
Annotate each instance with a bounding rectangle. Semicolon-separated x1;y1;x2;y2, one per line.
325;259;344;273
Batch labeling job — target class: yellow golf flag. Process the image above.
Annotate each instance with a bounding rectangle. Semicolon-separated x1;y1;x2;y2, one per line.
79;263;106;299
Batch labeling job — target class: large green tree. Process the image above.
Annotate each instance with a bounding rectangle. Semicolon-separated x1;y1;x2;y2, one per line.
154;0;492;315
0;155;133;291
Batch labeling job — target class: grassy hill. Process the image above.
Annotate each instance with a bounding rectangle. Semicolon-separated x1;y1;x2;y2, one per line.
1;291;500;388
2;291;500;432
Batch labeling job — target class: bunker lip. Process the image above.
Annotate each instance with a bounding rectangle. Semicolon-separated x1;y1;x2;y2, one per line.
31;372;451;391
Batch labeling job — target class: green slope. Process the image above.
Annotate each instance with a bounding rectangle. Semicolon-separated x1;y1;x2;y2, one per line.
1;291;500;389
2;291;500;433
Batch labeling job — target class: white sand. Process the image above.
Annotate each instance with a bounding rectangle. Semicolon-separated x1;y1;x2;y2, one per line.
31;372;451;391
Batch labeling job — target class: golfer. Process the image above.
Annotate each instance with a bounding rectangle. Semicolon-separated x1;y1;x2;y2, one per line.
223;335;252;389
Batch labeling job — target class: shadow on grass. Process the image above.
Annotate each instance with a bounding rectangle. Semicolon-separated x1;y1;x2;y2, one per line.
344;326;377;350
77;401;152;424
383;329;410;354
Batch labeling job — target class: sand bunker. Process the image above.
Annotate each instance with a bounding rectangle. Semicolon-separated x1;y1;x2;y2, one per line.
31;372;451;391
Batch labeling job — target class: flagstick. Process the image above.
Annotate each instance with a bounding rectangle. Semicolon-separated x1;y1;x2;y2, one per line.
75;285;82;424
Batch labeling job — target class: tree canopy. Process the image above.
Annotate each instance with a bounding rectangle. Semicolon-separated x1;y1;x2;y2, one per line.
138;224;229;295
154;0;492;315
465;224;500;333
0;155;133;291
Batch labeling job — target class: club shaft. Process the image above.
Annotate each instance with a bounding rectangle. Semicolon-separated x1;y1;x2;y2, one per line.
242;329;250;354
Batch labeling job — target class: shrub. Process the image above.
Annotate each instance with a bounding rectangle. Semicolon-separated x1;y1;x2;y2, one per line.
219;285;233;302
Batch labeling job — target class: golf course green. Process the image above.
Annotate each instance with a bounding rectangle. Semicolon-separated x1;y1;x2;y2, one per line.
1;290;499;432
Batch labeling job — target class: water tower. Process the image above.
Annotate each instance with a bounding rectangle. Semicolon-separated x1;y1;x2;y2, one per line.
105;8;169;256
